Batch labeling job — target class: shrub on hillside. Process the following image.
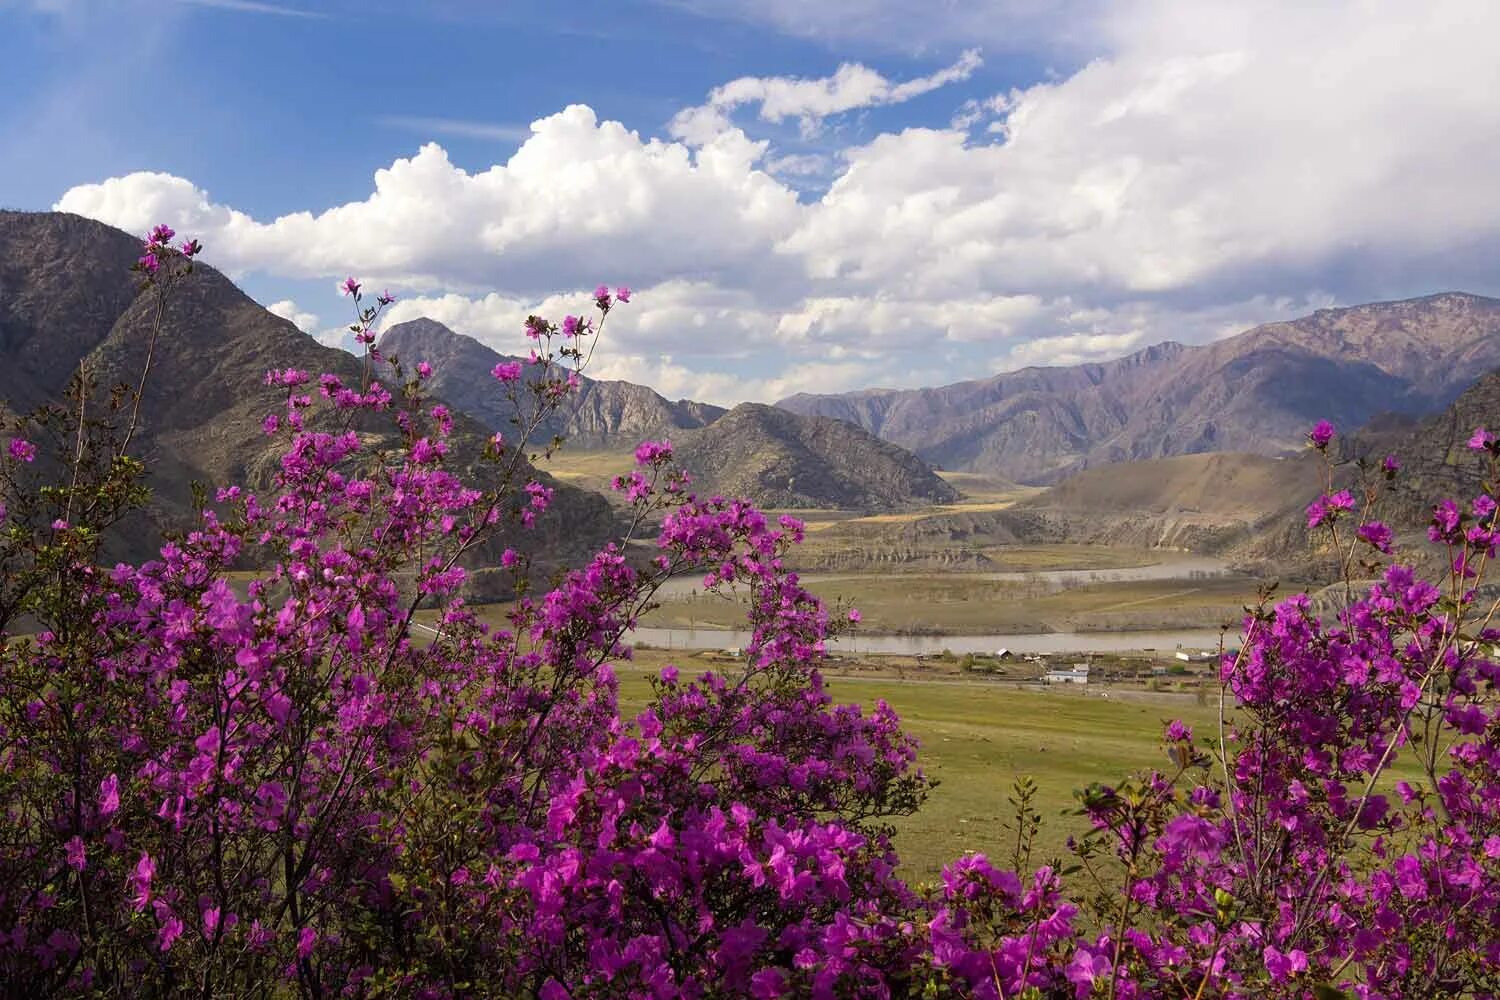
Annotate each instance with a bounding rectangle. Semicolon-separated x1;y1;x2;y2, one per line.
0;230;1495;997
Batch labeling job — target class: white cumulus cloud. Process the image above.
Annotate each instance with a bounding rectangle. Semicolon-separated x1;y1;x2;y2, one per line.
264;298;320;334
53;0;1500;403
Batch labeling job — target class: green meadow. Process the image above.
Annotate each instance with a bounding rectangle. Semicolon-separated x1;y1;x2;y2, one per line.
616;662;1220;880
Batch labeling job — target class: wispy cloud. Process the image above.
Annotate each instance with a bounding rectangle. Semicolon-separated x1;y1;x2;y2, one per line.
171;0;327;16
670;48;982;142
375;115;532;143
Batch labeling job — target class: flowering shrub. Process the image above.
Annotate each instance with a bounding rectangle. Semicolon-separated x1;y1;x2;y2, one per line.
0;228;1495;997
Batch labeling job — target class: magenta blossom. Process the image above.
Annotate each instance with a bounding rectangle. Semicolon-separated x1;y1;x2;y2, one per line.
64;836;86;872
7;438;36;463
98;773;120;816
492;361;523;383
1306;490;1354;528
1358;520;1394;553
1308;419;1336;449
340;276;361;297
1470;426;1496;451
616;285;631;303
634;440;673;465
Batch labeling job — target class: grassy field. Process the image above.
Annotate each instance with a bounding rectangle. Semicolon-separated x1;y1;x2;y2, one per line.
615;655;1220;880
641;572;1260;634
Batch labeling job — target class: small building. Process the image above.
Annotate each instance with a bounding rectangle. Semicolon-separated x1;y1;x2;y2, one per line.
1044;664;1090;685
994;647;1014;660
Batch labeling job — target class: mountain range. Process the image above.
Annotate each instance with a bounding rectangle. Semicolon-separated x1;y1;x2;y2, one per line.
5;209;1493;582
778;293;1500;484
378;318;958;510
0;211;617;580
378;318;724;448
668;403;960;509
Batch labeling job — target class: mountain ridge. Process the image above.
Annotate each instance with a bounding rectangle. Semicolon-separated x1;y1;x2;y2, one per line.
0;210;619;580
669;402;962;510
377;317;724;449
779;293;1500;484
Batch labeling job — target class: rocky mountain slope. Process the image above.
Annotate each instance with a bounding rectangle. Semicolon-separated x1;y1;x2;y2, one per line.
1017;369;1500;580
0;211;618;579
668;403;961;510
1015;451;1324;553
780;294;1500;484
377;318;724;448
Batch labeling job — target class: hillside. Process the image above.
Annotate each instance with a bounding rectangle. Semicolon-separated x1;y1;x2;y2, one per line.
780;294;1500;483
378;318;724;448
1009;451;1323;555
0;211;618;578
669;403;961;510
1202;369;1500;579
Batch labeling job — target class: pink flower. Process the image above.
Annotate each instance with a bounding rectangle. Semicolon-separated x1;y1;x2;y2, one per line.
492;361;523;383
561;315;581;337
615;285;631;303
297;926;318;959
1357;520;1394;553
8;438;37;463
1066;949;1112;993
129;852;156;910
1307;420;1335;449
1263;945;1309;982
1470;426;1495;451
340;277;361;297
377;289;395;306
179;238;202;258
1159;814;1225;861
64;836;86;872
593;284;612;310
155;902;183;952
147;223;175;246
137;252;159;275
847;608;862;623
749;969;786;998
1381;454;1401;474
416;361;433;379
98;774;120;817
1307;490;1354;528
1165;720;1193;742
634;440;673;466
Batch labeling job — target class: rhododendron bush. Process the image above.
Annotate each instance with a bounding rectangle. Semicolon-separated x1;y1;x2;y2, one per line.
0;231;1496;998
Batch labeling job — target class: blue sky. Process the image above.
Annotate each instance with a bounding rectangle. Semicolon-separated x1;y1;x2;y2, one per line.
6;1;1500;403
